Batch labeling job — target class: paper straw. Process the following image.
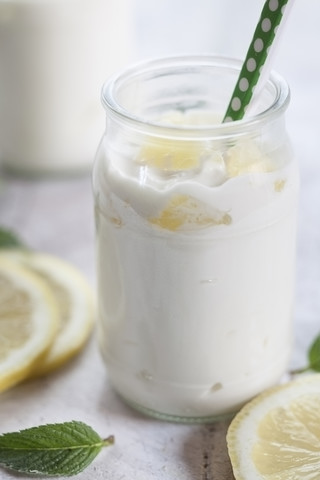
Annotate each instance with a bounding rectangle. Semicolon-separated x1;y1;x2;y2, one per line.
223;0;295;123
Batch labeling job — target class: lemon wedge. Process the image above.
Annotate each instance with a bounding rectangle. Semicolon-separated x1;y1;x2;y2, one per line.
0;251;95;376
0;259;59;392
227;374;320;480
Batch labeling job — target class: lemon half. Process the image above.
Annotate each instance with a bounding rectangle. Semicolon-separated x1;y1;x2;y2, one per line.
0;259;59;392
227;374;320;480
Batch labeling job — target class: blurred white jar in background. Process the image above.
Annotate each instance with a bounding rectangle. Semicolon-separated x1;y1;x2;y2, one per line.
0;0;132;176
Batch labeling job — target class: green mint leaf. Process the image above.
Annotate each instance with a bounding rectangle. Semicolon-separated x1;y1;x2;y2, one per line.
0;227;26;249
290;332;320;375
0;421;114;477
308;334;320;372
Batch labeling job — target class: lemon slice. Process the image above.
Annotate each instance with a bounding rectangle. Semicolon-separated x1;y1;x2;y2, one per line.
0;251;95;376
227;374;320;480
0;259;58;392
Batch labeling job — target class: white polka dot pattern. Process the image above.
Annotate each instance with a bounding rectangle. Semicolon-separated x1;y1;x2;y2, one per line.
223;0;291;122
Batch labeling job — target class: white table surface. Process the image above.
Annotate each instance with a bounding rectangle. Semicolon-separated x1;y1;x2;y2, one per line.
0;0;320;478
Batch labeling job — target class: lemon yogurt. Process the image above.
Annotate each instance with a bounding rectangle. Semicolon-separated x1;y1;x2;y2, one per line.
93;57;299;421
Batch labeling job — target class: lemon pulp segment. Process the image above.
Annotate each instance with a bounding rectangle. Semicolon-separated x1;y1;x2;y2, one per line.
138;139;204;171
149;194;231;231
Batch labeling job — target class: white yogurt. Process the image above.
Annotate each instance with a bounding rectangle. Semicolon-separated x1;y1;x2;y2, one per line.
94;133;298;420
0;0;132;175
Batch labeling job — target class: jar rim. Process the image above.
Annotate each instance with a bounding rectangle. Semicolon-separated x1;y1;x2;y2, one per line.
101;55;290;139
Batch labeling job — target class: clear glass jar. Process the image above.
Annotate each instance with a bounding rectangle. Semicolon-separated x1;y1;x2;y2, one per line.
0;0;132;176
93;56;299;422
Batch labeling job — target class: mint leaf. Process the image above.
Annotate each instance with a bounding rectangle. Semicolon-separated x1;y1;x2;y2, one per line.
0;421;114;477
290;333;320;375
0;227;26;249
308;334;320;372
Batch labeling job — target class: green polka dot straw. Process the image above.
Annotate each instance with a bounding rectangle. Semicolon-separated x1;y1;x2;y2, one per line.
223;0;294;123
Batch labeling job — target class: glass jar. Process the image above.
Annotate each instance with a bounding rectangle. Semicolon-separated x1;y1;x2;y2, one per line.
93;56;299;422
0;0;132;175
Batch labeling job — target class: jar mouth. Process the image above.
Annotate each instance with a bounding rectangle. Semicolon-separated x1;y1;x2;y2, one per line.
101;55;290;139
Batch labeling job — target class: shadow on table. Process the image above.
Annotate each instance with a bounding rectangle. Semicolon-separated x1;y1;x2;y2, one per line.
181;421;235;480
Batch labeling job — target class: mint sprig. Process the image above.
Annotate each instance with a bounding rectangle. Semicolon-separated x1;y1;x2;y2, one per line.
0;227;26;249
0;421;114;477
291;333;320;375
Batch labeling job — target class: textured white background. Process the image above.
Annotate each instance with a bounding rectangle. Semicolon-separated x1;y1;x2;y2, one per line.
0;1;319;478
